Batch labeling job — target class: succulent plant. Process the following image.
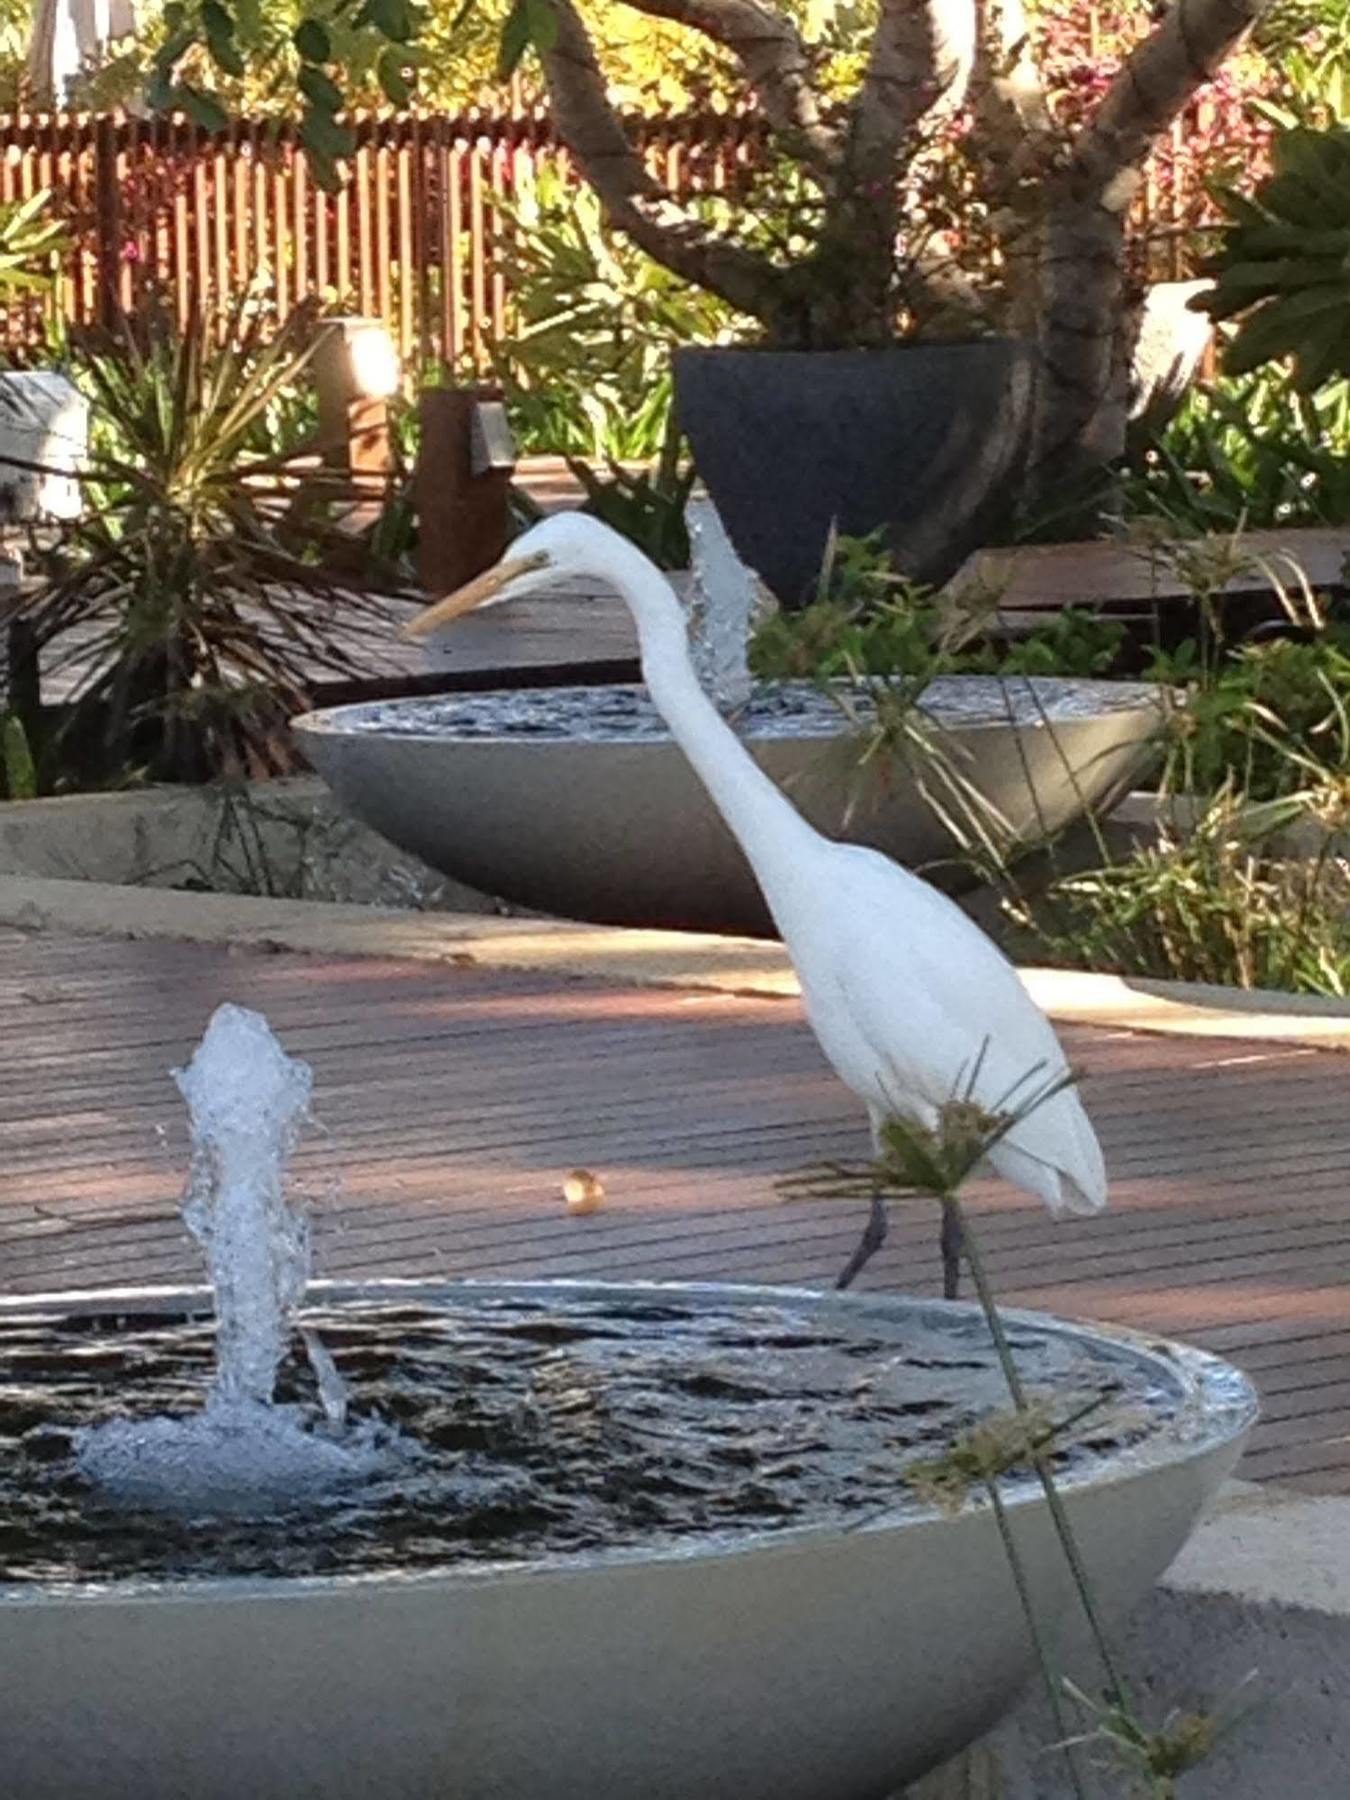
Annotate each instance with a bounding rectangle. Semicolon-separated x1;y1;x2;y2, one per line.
1203;124;1350;391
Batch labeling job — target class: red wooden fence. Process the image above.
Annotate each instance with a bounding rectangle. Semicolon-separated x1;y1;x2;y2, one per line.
0;103;1242;367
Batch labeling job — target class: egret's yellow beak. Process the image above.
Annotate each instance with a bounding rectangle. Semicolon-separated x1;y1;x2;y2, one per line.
403;549;553;640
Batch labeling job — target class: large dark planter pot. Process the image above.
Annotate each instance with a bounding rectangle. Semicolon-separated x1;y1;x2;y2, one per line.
673;341;1029;605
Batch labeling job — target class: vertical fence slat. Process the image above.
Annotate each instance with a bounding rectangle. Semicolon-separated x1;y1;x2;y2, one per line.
468;125;486;371
356;128;374;315
252;123;270;310
151;111;169;314
273;139;291;320
439;120;462;371
171;116;191;328
232;120;250;314
68;114;91;327
410;112;432;372
313;156;330;299
92;112;120;329
396;123;414;366
212;128;230;335
292;134;309;312
335;143;351;305
193;137;211;322
375;129;393;329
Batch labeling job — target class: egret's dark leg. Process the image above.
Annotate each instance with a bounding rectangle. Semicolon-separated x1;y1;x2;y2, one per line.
835;1191;888;1291
940;1203;965;1300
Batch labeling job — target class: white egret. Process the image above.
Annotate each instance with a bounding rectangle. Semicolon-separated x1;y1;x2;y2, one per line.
407;515;1107;1290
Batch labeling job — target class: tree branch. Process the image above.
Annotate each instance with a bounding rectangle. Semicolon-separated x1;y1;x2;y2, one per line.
622;0;840;175
1072;0;1270;196
538;0;789;323
971;0;1053;144
848;0;978;183
961;0;1055;330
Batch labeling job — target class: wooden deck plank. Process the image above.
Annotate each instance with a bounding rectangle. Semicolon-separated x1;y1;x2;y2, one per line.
2;929;1348;1489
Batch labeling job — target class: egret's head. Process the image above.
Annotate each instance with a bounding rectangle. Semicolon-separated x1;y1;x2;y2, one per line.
405;514;620;639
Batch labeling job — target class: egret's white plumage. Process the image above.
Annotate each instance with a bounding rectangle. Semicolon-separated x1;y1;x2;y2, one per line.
410;515;1107;1249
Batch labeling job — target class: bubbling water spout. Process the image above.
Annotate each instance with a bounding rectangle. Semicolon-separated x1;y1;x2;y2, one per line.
178;1003;314;1411
75;1004;395;1515
684;492;777;714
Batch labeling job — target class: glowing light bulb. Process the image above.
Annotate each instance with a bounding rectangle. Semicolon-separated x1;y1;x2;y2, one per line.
348;324;401;399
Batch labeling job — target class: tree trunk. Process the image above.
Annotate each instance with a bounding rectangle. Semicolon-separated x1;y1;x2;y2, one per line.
1021;188;1132;530
777;191;901;348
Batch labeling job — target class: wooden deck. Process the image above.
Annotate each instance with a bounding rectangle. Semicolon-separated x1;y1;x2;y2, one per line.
2;926;1347;1493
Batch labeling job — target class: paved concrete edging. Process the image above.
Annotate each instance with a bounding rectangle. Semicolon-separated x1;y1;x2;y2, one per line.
2;872;1349;1048
0;874;800;994
958;1481;1350;1798
1019;964;1350;1046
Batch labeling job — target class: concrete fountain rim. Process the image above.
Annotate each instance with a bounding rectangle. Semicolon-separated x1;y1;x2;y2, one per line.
290;675;1166;750
0;1276;1257;1604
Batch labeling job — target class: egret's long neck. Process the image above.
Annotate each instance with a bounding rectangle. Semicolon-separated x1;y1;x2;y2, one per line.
606;545;819;903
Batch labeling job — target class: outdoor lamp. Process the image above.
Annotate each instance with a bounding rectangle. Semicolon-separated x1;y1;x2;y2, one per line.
314;317;401;490
345;321;402;401
316;317;401;404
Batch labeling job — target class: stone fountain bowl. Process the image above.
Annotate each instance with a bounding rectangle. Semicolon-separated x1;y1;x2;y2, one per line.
0;1278;1254;1800
292;676;1163;934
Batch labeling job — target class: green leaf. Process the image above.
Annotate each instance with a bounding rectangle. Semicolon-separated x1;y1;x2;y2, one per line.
208;40;246;75
232;0;264;42
525;0;558;53
145;70;180;111
204;1;246;80
293;17;333;61
306;148;340;193
498;0;557;73
1291;309;1350;391
207;38;245;74
1211;257;1344;305
377;46;412;105
151;24;199;74
497;0;531;77
1264;284;1350;324
298;64;345;113
358;0;414;41
300;105;355;159
1250;97;1300;132
179;84;230;133
1;713;35;801
1225;312;1297;377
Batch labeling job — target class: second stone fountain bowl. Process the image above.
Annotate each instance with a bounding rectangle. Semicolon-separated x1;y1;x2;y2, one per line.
293;675;1165;934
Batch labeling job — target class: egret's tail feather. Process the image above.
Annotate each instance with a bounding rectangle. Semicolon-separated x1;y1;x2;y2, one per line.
987;1140;1064;1213
1057;1169;1108;1217
987;1135;1107;1218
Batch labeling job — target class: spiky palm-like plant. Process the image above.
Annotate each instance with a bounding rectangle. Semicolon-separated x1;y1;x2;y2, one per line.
22;302;412;788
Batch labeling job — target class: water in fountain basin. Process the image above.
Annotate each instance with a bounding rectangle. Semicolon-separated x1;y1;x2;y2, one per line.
74;1004;397;1516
